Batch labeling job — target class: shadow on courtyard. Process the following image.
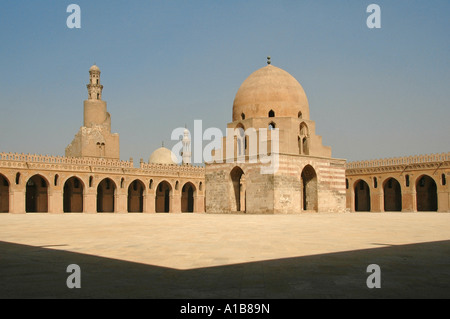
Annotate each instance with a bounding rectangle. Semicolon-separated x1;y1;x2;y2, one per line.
0;240;449;299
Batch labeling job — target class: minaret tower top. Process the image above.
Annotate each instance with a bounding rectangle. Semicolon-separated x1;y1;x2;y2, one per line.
182;128;192;165
87;64;103;100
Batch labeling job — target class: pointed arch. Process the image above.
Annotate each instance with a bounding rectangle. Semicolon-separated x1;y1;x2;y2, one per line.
128;179;145;213
299;122;309;155
230;167;245;212
0;174;10;213
416;175;437;211
156;181;172;213
26;175;49;213
354;180;371;212
181;182;196;213
301;165;318;211
97;178;116;213
383;178;402;212
64;176;84;213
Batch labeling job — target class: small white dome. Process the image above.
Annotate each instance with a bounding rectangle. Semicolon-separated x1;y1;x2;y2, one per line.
89;64;100;72
149;147;177;165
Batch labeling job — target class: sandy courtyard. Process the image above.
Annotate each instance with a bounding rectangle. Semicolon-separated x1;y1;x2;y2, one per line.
0;212;449;298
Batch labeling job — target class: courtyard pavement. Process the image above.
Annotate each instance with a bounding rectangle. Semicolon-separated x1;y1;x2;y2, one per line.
0;212;449;298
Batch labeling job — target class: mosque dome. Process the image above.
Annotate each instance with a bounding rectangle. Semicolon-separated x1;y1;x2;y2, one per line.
149;147;177;165
89;64;100;72
232;64;310;121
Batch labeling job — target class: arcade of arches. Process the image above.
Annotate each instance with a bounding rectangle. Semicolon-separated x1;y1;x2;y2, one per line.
346;157;449;212
0;161;205;214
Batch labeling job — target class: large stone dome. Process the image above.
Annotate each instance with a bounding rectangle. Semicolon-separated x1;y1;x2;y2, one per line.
149;147;177;165
232;64;310;121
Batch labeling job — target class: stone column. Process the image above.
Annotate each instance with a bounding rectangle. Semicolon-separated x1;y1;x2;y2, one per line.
12;190;25;214
437;190;449;212
145;193;155;213
401;190;414;212
116;192;127;213
9;190;14;213
171;194;181;213
84;192;97;213
347;187;354;212
195;194;205;213
372;183;383;212
50;190;63;214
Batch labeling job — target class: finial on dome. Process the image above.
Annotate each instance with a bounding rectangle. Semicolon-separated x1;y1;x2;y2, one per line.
267;56;271;65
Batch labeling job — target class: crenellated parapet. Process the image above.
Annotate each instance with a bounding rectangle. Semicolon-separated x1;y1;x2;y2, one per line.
139;162;205;178
0;152;205;178
346;152;450;174
0;152;133;169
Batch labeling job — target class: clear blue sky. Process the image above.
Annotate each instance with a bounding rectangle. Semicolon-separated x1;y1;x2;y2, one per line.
0;0;448;162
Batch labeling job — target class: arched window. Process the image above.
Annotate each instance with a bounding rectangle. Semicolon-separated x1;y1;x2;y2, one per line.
373;177;378;189
199;182;203;191
120;178;125;189
346;179;349;189
268;122;276;130
298;111;302;119
89;176;93;188
405;175;410;187
175;181;179;190
149;179;154;189
241;113;245;120
54;174;59;186
442;174;447;186
300;123;308;137
97;93;100;100
268;110;275;118
15;173;20;185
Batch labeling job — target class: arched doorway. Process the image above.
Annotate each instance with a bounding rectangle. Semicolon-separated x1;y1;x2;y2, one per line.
355;180;371;212
181;182;196;213
416;175;437;211
26;175;48;213
128;179;145;213
230;167;245;212
383;178;402;212
0;174;9;213
301;165;318;211
97;178;116;213
64;177;84;213
155;181;172;213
